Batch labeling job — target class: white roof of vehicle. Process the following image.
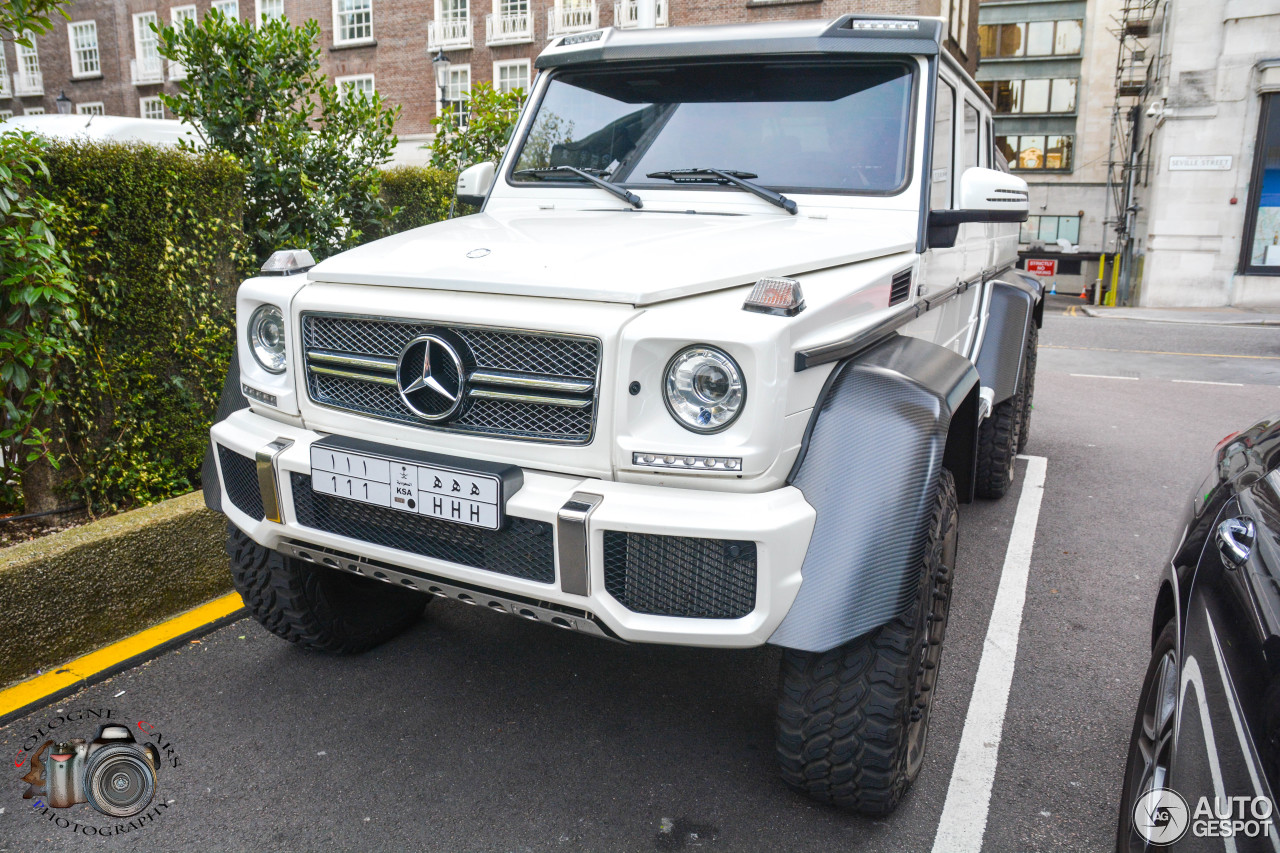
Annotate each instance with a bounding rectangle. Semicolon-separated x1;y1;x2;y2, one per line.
0;114;203;147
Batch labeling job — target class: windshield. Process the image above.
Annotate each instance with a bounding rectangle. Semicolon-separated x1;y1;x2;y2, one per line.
510;60;916;195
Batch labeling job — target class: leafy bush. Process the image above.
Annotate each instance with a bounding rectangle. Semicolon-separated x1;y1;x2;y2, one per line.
37;142;249;513
0;132;77;510
378;166;467;235
157;12;399;264
429;82;523;172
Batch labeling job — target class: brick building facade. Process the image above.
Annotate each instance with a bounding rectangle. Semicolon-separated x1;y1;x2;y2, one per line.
2;0;979;146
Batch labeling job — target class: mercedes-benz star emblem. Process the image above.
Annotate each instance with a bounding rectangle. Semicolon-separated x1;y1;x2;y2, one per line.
396;334;466;421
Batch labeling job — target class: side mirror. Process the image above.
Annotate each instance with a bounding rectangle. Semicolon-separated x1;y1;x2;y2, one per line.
927;167;1029;249
456;161;496;208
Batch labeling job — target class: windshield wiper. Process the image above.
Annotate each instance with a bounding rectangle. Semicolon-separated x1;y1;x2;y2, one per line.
512;166;643;209
645;168;797;215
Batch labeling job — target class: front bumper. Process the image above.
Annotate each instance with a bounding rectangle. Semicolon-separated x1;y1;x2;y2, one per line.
211;409;816;647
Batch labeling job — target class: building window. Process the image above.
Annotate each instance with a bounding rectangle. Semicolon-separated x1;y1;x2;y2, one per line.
134;12;161;74
494;59;530;95
933;79;955;210
68;21;100;78
439;64;470;125
172;5;196;27
336;74;374;100
212;0;239;18
25;106;45;115
140;96;164;120
979;21;1082;58
997;134;1073;171
944;0;969;54
1021;214;1081;245
979;79;1077;114
0;111;11;120
77;101;106;115
1243;93;1280;274
16;31;41;84
335;0;373;43
257;0;284;23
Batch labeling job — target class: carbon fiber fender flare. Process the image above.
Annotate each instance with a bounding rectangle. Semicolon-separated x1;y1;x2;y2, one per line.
975;278;1038;405
770;333;979;653
201;350;248;514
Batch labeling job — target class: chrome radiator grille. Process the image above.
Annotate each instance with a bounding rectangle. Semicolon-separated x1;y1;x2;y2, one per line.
301;314;601;444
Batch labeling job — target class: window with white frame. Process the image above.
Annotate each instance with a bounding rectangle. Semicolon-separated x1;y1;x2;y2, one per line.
439;64;470;125
25;106;45;115
257;0;284;24
16;32;41;82
0;49;7;89
334;0;373;43
140;96;164;120
437;0;468;35
171;5;196;27
494;59;529;95
68;21;100;78
134;12;160;66
77;101;106;115
0;111;13;120
212;0;239;18
336;74;374;100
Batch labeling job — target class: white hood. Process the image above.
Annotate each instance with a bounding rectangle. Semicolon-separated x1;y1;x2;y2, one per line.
309;207;916;306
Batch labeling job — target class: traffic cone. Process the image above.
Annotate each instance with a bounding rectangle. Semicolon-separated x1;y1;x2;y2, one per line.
1048;281;1057;295
1079;283;1088;299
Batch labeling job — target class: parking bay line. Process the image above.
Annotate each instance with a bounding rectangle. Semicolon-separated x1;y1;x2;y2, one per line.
1171;379;1244;387
0;592;246;726
931;455;1048;853
1069;373;1139;380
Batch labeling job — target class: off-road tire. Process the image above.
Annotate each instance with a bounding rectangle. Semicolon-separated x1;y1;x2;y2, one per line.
974;388;1021;499
775;468;958;816
1016;323;1038;454
227;525;426;654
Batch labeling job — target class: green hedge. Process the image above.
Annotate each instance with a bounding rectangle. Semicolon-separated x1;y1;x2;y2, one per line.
379;165;469;236
39;142;249;513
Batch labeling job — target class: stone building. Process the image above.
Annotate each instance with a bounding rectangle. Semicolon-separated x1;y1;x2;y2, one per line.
1126;0;1280;307
3;0;980;163
975;0;1124;295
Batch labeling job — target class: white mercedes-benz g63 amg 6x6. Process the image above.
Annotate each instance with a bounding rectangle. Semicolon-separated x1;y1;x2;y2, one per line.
207;14;1041;814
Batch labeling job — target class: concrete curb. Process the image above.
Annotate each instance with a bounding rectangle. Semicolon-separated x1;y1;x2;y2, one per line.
1079;306;1280;326
0;491;234;688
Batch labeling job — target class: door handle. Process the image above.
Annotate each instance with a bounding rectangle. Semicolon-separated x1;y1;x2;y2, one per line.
1216;517;1255;569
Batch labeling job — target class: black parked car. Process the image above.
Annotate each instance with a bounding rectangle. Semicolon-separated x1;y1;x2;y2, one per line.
1117;417;1280;851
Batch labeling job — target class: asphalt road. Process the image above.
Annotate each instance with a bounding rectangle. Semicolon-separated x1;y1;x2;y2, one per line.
2;298;1277;852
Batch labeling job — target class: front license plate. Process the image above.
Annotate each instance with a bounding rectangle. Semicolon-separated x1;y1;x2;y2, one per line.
310;445;504;530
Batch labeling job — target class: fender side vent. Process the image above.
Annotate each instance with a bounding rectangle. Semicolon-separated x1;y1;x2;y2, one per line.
889;269;913;306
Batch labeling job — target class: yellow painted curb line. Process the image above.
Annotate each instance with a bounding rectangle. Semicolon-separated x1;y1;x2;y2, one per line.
0;592;245;720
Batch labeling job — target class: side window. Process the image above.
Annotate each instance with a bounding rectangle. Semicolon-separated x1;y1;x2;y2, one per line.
963;101;980;172
932;78;955;210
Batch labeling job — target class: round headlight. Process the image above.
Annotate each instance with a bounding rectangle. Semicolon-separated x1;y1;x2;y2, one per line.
248;304;286;374
664;346;745;433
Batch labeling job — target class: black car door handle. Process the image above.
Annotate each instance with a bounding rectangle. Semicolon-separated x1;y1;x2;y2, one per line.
1216;517;1255;569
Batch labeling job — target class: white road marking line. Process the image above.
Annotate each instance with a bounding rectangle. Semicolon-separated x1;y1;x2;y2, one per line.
1069;373;1139;380
931;455;1048;853
1171;379;1244;387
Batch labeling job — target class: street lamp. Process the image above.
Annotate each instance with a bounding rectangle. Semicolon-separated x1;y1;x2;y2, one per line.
55;90;73;115
431;48;451;115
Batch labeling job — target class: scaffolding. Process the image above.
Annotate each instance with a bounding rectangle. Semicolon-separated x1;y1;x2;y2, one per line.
1103;0;1161;305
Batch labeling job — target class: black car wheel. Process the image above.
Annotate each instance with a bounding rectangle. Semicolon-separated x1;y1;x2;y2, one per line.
775;468;958;816
1116;621;1179;852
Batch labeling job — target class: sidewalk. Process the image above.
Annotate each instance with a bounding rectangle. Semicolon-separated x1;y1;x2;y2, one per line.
1078;305;1280;326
